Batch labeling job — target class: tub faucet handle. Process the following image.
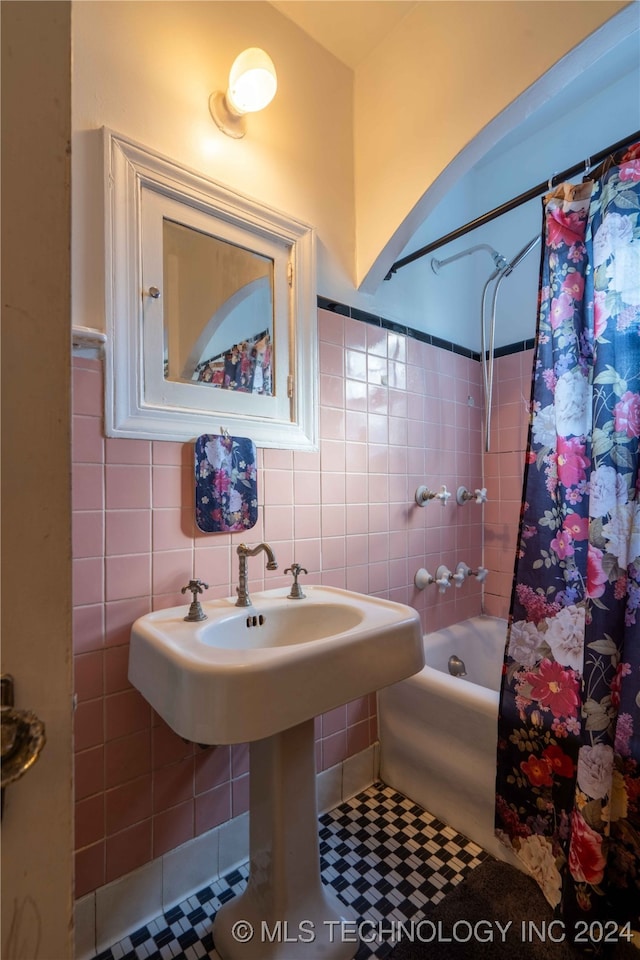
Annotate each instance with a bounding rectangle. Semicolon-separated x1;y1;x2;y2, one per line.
415;484;450;507
474;566;489;583
435;485;451;506
456;486;488;505
451;563;469;588
435;564;452;593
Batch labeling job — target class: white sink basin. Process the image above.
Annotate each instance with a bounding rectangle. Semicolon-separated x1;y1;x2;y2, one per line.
129;585;423;744
199;600;364;649
130;584;424;959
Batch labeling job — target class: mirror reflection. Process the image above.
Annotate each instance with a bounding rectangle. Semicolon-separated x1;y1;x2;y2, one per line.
163;219;274;395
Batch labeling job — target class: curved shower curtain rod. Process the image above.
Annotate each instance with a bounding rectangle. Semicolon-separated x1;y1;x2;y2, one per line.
385;128;640;280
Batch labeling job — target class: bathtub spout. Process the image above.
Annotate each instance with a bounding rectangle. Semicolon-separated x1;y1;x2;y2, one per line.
448;654;467;677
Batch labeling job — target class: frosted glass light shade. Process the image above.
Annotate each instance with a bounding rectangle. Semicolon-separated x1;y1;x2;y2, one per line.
227;48;277;116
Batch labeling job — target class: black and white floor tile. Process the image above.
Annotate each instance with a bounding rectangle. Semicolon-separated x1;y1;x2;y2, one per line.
94;783;490;960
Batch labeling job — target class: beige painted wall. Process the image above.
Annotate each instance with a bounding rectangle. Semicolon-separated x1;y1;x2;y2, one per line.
354;0;629;287
1;2;74;957
72;0;354;332
73;0;629;314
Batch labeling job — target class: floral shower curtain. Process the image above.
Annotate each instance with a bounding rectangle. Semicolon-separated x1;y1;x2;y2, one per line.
495;143;640;937
194;329;272;394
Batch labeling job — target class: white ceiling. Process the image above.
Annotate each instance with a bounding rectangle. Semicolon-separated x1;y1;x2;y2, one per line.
269;0;417;68
269;2;639;146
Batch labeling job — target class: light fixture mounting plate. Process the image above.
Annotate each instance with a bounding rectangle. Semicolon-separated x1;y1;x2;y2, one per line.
209;92;246;139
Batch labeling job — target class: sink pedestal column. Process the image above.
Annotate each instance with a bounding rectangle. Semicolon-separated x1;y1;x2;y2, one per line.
212;719;357;960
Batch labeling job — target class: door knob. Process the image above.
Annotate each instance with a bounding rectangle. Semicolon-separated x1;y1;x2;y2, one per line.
1;675;46;816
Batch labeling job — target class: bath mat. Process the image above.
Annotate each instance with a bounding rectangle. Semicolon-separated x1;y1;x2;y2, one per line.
387;860;637;960
195;433;258;533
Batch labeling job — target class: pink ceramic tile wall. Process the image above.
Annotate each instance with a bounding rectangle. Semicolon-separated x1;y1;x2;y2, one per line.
71;310;492;897
482;349;534;619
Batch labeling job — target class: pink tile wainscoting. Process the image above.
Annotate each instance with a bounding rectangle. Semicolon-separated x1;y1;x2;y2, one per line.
483;349;533;619
72;309;528;898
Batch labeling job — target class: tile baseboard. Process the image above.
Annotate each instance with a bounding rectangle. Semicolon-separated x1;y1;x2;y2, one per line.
75;743;379;959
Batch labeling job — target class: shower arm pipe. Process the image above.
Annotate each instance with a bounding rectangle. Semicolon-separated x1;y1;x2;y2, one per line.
431;243;506;273
385;129;640;279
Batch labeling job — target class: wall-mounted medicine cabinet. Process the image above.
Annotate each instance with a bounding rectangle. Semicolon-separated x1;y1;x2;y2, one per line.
104;129;318;449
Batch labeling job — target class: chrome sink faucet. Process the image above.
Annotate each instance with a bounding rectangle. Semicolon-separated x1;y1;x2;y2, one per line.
235;542;278;607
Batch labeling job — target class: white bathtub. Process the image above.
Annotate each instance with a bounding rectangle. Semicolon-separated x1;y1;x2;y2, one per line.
378;615;520;865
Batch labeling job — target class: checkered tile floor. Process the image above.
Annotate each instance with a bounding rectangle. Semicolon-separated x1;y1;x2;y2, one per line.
94;783;490;960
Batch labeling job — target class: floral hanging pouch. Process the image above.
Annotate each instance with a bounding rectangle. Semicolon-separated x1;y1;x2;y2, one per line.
195;434;258;533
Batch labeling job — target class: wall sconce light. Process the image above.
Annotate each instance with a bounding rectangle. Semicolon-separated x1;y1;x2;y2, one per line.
209;47;277;139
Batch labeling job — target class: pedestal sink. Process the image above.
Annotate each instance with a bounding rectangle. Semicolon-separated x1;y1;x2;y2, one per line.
129;585;423;959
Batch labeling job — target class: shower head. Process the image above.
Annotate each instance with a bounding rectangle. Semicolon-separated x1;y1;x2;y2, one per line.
430;243;507;275
502;235;541;276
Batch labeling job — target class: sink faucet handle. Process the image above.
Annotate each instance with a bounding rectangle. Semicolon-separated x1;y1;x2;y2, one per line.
284;563;308;599
182;578;209;595
181;579;209;622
